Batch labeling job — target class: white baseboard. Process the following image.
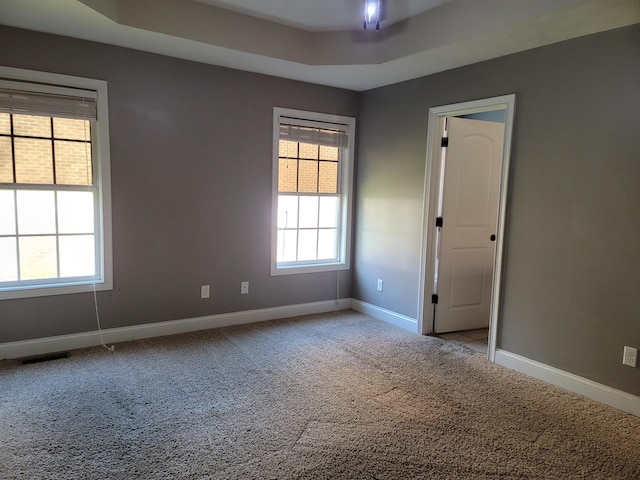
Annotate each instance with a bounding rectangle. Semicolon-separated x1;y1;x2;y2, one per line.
0;298;352;360
495;349;640;417
351;299;418;333
4;301;637;417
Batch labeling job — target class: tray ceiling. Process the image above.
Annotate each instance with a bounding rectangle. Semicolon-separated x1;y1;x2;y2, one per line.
0;0;638;91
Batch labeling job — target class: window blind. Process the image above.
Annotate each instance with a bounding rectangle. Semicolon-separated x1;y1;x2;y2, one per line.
280;121;348;148
0;88;97;120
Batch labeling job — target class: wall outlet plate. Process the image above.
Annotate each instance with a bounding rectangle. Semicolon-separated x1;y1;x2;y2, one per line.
241;281;249;295
377;279;383;292
623;346;637;368
200;285;210;299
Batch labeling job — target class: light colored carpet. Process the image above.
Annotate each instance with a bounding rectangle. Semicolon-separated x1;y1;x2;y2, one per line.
0;310;638;479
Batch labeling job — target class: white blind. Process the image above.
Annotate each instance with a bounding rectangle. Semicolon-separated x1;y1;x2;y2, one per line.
280;122;348;148
0;88;97;120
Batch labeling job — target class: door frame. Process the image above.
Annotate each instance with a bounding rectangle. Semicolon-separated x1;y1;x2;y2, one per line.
417;94;516;362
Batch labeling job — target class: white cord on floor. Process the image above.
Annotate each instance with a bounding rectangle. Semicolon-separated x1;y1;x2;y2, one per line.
83;115;114;352
335;265;340;311
92;281;114;352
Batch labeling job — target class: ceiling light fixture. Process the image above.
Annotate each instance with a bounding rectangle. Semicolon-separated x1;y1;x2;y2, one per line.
363;0;381;30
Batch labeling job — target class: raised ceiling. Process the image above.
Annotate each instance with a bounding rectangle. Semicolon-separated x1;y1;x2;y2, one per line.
0;0;638;91
195;0;450;31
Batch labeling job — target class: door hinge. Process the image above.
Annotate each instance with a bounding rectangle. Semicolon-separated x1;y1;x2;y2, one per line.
441;137;449;147
431;294;439;304
435;216;443;228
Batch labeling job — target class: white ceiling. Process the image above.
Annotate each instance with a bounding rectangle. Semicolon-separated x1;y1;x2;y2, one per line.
195;0;450;31
0;0;638;91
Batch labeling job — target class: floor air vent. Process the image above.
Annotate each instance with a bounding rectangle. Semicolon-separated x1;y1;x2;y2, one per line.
21;352;70;365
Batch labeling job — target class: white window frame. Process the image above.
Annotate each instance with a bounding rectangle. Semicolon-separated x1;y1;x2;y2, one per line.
271;107;355;276
0;66;112;300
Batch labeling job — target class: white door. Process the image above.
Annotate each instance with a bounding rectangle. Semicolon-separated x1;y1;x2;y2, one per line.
434;117;504;333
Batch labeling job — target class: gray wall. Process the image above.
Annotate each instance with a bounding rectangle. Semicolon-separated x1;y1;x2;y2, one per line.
354;25;640;396
1;23;638;398
0;26;358;343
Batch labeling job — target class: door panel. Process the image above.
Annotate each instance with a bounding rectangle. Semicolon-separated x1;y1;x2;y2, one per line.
450;247;485;306
435;117;504;333
458;141;492;225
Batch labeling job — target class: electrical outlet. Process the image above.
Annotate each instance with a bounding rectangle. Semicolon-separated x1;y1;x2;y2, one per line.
240;281;249;295
377;279;383;292
200;285;210;299
623;346;637;368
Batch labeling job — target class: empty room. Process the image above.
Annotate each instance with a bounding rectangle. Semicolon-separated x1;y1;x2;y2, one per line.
0;1;639;478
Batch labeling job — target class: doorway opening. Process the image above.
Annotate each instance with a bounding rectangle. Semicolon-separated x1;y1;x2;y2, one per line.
417;95;516;362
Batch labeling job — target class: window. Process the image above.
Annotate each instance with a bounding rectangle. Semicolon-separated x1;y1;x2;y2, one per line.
271;108;355;275
0;67;112;299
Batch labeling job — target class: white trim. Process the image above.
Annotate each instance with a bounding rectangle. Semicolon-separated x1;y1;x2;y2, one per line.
271;107;355;276
0;282;111;300
0;66;107;91
5;299;637;418
351;299;418;333
0;298;352;360
0;66;113;299
95;74;113;294
495;349;640;417
418;94;516;364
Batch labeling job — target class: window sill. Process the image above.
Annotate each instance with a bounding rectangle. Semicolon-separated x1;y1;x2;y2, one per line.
0;280;112;300
271;262;349;276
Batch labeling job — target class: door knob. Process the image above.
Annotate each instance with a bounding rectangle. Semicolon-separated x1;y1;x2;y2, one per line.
490;234;496;241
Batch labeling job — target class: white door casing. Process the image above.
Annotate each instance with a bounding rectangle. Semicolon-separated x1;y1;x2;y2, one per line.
435;117;504;333
418;94;516;363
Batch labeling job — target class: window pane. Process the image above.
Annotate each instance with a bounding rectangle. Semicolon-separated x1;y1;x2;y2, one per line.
273;111;352;273
318;196;339;228
0;237;18;281
319;161;338;193
59;235;95;277
279;139;297;158
298;160;318;193
57;191;94;234
318;229;337;260
54;140;92;185
298;142;318;160
277;195;298;229
297;229;318;261
17;190;56;234
278;158;297;193
14;138;53;184
0;190;16;235
0;113;10;135
298;196;319;228
319;145;338;161
19;236;57;280
0;78;110;297
12;114;51;138
277;229;297;262
0;137;12;183
53;118;90;141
